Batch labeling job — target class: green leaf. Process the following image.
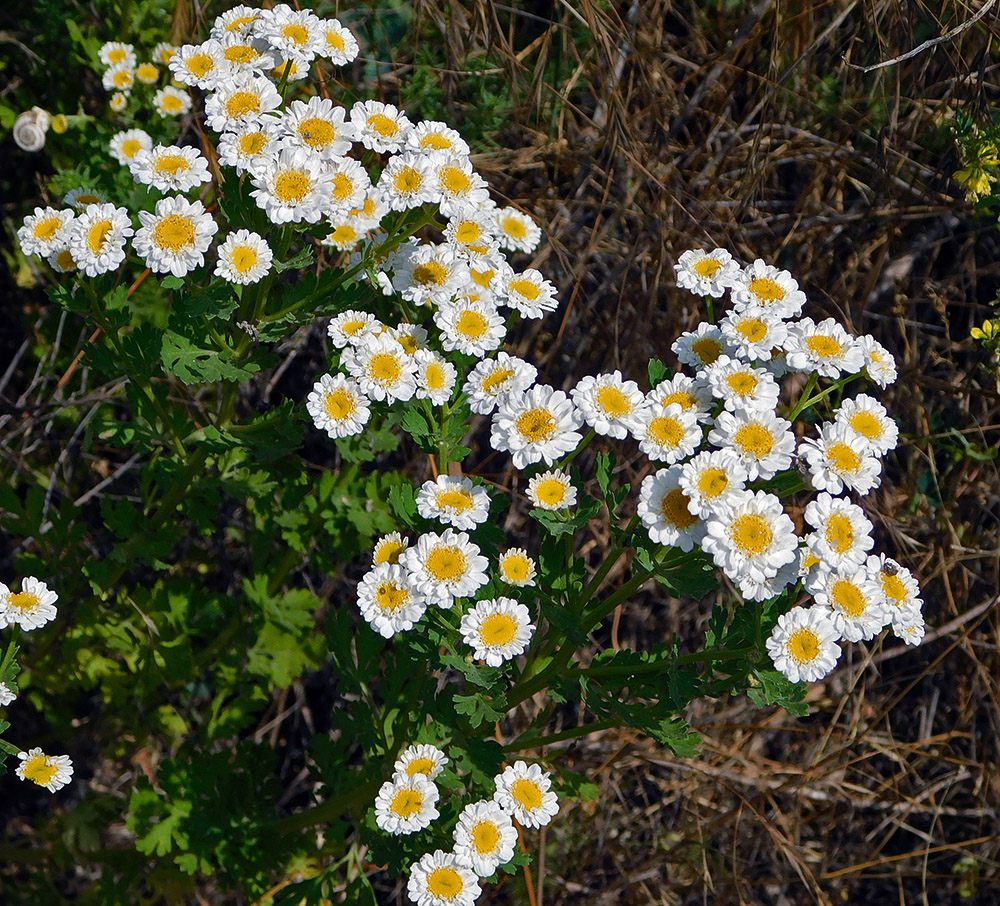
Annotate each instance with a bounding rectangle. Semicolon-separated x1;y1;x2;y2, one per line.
275;245;315;273
161;331;261;384
247;622;321;687
746;668;810;716
648;358;671;389
387;481;418;527
530;495;602;537
453;692;505;728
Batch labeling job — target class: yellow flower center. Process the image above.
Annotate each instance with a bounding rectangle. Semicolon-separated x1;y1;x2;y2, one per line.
108;48;127;63
806;335;843;358
153;215;195;253
425;546;467;581
481;367;515;394
226;15;256;32
113;70;132;87
472;820;500;854
693;258;722;277
479;612;518;647
735;318;768;343
697;467;729;499
420;133;453;150
456;310;488;339
534;479;567;507
224;44;258;64
121;139;142;158
367;113;398;138
226;91;261;119
691;337;722;365
405;757;436;777
412;261;448;287
7;592;39;612
748;276;784;303
343;319;367;336
395;333;420;354
831;579;866;617
228;245;258;275
389;787;423;817
660;488;697;529
186;53;215;78
375;581;408;614
508;277;540;300
282;23;310;45
323;388;356;420
427;868;464;899
787;627;820;664
162;95;183;113
392;167;423;194
824;513;854;553
239;132;268;155
326;31;346;51
298;117;335;149
511;778;543;810
367;352;402;385
882;571;907;605
725;372;758;397
87;220;113;254
848;411;882;441
32;217;61;241
153;154;191;177
329;225;358;246
455;222;482;245
662;391;695;410
424;362;445;390
439;165;471;195
72;193;102;207
827;442;860;474
516;408;556;442
471;266;494;288
734;423;774;457
730;513;772;555
374;540;405;565
435;489;473;512
647;416;684;448
594;386;631;417
55;249;76;270
502;216;527;238
22;755;57;787
501;554;530;582
274;170;311;203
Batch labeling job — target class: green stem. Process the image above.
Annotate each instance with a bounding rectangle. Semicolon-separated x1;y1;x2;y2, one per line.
274;779;382;835
0;627;21;679
786;372;818;422
0;738;21;756
580;645;759;679
504;718;617;752
705;295;715;324
556;429;595;471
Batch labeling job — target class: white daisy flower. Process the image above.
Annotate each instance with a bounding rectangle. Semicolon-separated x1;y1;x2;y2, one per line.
491;266;558;319
700;490;798;586
407;850;481;906
343;333;418;403
269;54;311;83
460;597;534;667
392;242;469;307
350;100;413;153
526;469;577;510
99;41;136;68
250;147;330;224
494;206;542;254
673;247;740;298
672;322;735;370
280;96;356;159
430;154;490;217
462;353;538;415
406;120;470;157
803;492;874;570
646;373;713;422
318;18;360;64
255;5;324;62
0;577;58;631
434;297;506;357
867;554;923;624
214;229;273;284
64;188;107;211
373;772;439;834
109;92;128;113
15;748;73;793
377;151;437;211
205;73;283;133
69;203;133;277
637;466;705;551
834;394;899;456
678;449;748;517
490;384;584;470
129;144;212;194
784;317;864;378
109;128;152;165
211;5;260;39
798;422;882;495
892;608;926;646
855;334;897;386
169;40;229;89
703;356;781;415
305;373;370;438
132;196;217;278
812;565;889;642
401;529;490;608
571;371;646;439
17;206;75;259
135;62;159;84
393;743;448;782
413;350;458;405
730;259;807;320
217;117;283;174
742;558;799;602
766;607;841;683
493;761;559;829
327;310;382;348
630;402;702;464
216;34;278;75
346;190;389;231
102;64;134;94
356;562;427;638
720;309;789;362
373;532;409;566
322;219;366;251
153;42;180;65
0;682;16;706
497;549;537;587
707;409;796;481
388;323;429;356
47;247;78;274
153;86;192;118
416;475;491;531
444;210;500;261
454;800;518;877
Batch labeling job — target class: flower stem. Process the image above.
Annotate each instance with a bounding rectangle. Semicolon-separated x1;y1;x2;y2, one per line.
504;718;618;752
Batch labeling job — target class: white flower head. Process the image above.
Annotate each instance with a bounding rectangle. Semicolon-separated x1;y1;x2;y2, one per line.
798;422;882;495
413;349;457;405
343;333;418;402
250;147;330;224
430;154;490;217
494;206;542;254
812;565;889;642
444;210;500;261
133;196;218;277
492;266;558;319
153;86;192;118
493;761;559;829
454;800;518;877
855;334;898;387
377;151;437;211
350;100;412;153
280;96;356;159
392;242;470;307
672;322;736;371
674;247;740;298
835;394;899;456
102;64;134;94
784;317;864;378
678;449;749;517
17;206;75;258
212;6;260;39
129;144;212;194
803;492;874;570
15;748;73;792
526;469;577;511
169;40;229;89
630;402;702;464
205;73;283;133
646;373;713;423
109;92;128;113
866;553;923;623
374;772;439;834
637;466;705;551
64;188;107;211
0;682;16;707
99;41;136;68
730;259;807;320
463;353;537;415
497;548;537;587
153;42;180;65
720;309;789;362
416;475;491;531
217;117;283;175
406;120;470;157
393;743;448;782
460;597;534;667
372;532;409;566
707;409;796;481
318;18;360;65
704;355;780;415
571;371;645;439
766;607;841;683
135;62;158;84
327;310;382;349
434;297;506;357
0;577;58;631
491;385;584;470
69;203;134;277
407;850;481;906
892;608;926;646
305;373;370;438
401;529;490;608
109;128;153;166
357;562;427;638
216;34;279;76
215;229;273;285
255;5;325;62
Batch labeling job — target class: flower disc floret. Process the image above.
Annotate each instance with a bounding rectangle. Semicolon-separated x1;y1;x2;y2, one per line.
460;597;534;667
0;577;58;631
766;607;841;683
490;385;584;470
407;850;481;906
374;772;439;834
401;529;489;608
356;562;427;638
493;761;559;829
416;475;491;530
454;800;518;877
674;247;740;298
306;373;370;438
133;196;217;277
